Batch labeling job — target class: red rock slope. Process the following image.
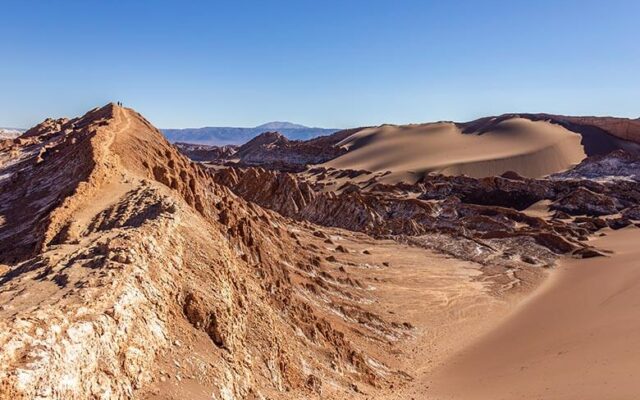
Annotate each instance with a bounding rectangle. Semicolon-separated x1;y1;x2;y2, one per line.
0;104;403;399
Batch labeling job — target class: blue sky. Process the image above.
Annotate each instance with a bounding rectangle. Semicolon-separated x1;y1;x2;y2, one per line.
1;0;638;129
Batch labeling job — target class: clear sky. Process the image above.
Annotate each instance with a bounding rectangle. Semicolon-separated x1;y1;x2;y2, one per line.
1;0;639;129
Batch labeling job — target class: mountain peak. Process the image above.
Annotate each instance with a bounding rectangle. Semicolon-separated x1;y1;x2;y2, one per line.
254;121;309;130
241;131;288;149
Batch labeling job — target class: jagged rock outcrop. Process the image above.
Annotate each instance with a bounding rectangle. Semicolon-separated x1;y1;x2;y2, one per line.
214;167;316;216
551;187;620;216
212;166;624;268
173;142;237;162
228;131;348;171
418;173;553;210
623;206;640;221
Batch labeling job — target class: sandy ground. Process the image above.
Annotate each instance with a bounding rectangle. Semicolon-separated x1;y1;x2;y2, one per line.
521;199;554;218
423;227;640;400
291;228;543;399
323;118;586;182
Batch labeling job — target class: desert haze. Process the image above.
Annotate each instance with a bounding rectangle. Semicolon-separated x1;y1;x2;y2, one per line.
0;102;639;399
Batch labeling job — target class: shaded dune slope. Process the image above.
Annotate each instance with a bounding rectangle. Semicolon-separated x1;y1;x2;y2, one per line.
460;113;640;156
323;118;586;180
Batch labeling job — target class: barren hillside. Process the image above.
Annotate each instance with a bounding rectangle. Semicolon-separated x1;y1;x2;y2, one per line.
0;104;410;399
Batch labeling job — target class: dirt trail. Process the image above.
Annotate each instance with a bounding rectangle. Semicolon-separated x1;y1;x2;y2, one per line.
46;106;136;246
69;107;133;225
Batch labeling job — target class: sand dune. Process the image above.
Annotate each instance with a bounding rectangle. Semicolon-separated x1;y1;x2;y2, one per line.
323;118;586;181
427;227;640;400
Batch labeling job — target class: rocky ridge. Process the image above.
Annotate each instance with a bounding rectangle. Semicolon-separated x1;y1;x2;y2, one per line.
0;104;407;399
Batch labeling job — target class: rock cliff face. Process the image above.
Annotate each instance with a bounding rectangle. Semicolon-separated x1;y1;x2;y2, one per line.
559;115;640;144
0;105;403;399
551;187;619;216
214;167;316;216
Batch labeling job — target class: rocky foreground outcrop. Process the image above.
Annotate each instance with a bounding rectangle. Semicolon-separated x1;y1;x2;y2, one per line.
0;105;405;399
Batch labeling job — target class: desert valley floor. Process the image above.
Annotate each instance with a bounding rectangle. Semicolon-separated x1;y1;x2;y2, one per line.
1;104;640;399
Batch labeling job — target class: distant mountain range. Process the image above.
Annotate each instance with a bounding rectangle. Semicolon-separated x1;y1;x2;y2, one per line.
162;121;339;145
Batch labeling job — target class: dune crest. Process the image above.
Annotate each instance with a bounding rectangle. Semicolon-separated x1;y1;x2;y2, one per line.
324;118;586;181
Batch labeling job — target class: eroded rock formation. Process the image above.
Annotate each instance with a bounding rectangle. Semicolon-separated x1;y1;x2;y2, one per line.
0;104;404;399
212;151;640;268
